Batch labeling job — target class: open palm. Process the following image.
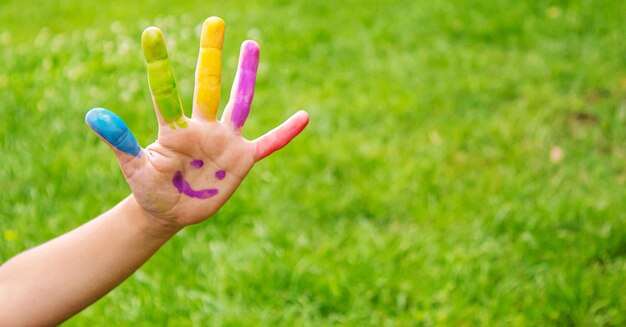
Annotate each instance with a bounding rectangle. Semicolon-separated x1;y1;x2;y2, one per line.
85;17;308;226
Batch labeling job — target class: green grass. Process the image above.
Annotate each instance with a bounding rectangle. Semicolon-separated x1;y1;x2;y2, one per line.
1;0;626;325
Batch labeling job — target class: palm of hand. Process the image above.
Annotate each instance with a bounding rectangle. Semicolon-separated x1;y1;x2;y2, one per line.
86;17;308;226
129;121;255;225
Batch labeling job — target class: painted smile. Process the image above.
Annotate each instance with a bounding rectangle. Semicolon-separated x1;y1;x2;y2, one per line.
172;171;218;199
171;160;226;199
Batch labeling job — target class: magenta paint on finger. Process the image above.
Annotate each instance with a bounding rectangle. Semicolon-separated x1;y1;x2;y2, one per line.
190;159;204;168
215;170;226;180
172;171;219;199
231;41;259;129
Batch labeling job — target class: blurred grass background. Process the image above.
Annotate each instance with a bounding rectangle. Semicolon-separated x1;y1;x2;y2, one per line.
1;0;626;325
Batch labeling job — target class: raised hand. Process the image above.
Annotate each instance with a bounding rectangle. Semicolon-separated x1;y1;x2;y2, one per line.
85;17;309;227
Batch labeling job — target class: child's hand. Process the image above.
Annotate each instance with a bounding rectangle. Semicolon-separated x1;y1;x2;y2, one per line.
85;17;309;228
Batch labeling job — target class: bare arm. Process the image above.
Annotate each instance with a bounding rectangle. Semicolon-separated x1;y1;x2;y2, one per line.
0;196;179;326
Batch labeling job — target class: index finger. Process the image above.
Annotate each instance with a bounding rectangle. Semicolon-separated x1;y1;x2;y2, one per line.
142;27;186;129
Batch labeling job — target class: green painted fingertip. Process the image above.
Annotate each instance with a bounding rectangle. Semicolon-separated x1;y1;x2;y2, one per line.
142;27;168;62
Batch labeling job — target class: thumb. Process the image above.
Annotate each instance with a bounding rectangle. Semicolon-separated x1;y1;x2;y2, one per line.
85;108;144;167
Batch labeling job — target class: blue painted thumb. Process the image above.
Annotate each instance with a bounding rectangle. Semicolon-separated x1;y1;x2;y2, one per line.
85;108;141;157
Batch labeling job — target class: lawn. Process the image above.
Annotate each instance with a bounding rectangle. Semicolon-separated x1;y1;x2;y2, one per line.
1;0;626;325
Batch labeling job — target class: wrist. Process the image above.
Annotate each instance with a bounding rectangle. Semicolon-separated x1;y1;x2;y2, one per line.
119;195;183;240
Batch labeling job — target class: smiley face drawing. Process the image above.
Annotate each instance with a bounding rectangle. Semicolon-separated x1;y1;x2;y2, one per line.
171;159;226;199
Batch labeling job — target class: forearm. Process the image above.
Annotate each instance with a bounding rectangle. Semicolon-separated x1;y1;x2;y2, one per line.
0;195;181;326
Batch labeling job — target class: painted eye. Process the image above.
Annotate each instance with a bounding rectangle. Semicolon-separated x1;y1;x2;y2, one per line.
190;159;226;180
190;159;204;168
215;170;226;180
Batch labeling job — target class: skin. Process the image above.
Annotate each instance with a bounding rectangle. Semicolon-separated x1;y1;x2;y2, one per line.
0;17;309;325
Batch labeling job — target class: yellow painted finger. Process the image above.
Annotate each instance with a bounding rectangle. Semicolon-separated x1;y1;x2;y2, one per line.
192;17;225;121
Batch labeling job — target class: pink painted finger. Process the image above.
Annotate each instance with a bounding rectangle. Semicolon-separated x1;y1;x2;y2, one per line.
253;110;309;161
224;40;259;131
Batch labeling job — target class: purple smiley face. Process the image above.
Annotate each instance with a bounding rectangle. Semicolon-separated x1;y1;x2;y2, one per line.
172;160;226;199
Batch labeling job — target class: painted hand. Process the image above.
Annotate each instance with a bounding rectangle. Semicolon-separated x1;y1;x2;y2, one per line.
85;17;309;226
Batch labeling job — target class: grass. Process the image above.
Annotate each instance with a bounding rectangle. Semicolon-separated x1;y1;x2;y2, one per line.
1;0;626;325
